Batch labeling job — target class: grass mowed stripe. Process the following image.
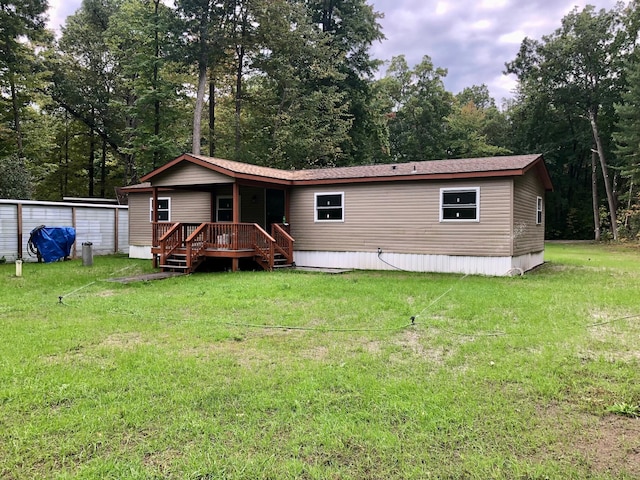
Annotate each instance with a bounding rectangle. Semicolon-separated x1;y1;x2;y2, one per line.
1;244;639;479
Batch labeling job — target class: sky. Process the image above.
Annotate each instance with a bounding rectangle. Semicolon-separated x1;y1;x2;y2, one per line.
47;0;622;103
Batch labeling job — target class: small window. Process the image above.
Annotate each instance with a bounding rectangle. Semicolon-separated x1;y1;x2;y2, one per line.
440;188;479;222
150;197;171;222
217;196;233;222
536;196;543;225
315;192;344;222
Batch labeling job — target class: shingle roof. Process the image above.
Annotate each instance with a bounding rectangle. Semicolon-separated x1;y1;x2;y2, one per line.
191;153;544;179
136;153;552;190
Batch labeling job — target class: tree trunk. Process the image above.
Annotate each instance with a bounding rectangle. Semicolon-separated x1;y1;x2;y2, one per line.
588;109;618;240
88;126;95;197
209;74;215;157
153;0;161;169
625;181;634;228
192;61;207;155
100;138;107;198
591;148;600;241
234;44;244;160
9;72;23;158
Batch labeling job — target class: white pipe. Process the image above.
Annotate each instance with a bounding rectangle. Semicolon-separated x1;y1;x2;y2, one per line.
15;259;22;277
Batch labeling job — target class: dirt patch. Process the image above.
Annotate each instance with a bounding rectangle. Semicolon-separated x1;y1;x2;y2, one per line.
537;404;640;476
300;345;330;361
96;290;116;297
107;272;185;283
100;332;147;349
575;415;640;476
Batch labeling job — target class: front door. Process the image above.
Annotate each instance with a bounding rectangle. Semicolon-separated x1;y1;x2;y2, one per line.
266;189;285;231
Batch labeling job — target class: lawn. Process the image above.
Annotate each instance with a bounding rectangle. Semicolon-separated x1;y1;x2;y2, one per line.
1;243;639;479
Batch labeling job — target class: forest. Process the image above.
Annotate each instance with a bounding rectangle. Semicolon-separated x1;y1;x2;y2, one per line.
1;0;639;240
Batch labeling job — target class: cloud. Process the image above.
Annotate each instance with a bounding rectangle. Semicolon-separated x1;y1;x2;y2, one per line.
48;0;623;103
370;0;622;101
47;0;82;35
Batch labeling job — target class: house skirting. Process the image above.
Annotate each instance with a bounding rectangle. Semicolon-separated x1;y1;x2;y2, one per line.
293;250;545;276
130;245;153;259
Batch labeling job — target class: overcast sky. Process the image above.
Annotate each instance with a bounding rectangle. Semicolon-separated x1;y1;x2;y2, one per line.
48;0;622;103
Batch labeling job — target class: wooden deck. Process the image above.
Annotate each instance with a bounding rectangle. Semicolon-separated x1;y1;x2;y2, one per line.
152;222;294;273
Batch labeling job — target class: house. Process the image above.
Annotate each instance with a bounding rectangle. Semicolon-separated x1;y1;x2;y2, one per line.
121;153;553;276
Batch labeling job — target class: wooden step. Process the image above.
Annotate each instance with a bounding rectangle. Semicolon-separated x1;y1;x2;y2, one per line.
159;264;190;270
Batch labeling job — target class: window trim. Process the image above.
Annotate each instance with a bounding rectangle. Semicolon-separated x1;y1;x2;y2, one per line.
314;192;345;223
216;195;234;223
150;197;171;222
536;196;543;225
439;187;480;222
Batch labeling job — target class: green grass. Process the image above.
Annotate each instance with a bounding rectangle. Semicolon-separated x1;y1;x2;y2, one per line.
1;244;639;479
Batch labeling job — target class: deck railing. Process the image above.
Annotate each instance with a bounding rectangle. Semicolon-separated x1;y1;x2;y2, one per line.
272;223;294;265
185;223;208;269
154;222;292;272
156;222;200;265
253;224;275;270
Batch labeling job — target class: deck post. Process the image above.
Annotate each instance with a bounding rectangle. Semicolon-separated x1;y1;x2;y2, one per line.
232;182;240;272
284;188;290;224
152;187;159;268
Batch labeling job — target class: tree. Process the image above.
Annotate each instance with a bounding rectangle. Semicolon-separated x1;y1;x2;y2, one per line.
444;100;510;159
0;154;31;199
237;0;351;168
106;0;187;174
381;55;453;162
175;0;234;155
506;5;629;240
306;0;384;165
0;0;49;158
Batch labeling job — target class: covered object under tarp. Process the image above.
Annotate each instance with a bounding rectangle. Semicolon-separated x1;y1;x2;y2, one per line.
28;226;76;263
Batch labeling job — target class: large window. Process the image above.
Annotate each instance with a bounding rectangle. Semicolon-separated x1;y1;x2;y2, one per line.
150;197;171;222
536;196;543;225
315;192;344;222
440;187;479;221
216;196;233;222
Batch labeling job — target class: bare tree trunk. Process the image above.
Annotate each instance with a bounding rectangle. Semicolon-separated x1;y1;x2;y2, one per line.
591;148;600;241
234;44;244;160
209;73;215;157
9;72;23;158
626;181;634;228
63;111;70;198
153;0;161;169
100;138;107;198
88;126;95;198
193;62;207;155
588;109;618;240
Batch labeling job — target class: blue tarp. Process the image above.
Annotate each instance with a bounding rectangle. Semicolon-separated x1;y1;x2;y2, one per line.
29;226;76;263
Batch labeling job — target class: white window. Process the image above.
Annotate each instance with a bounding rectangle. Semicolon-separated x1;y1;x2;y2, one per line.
150;197;171;222
315;192;344;222
536;196;543;225
216;196;233;222
440;187;480;222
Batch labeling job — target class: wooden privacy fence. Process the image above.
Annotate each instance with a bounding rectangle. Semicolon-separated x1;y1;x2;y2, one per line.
0;199;128;262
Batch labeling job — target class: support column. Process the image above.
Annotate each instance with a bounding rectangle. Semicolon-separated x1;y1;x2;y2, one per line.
72;207;77;258
114;208;119;254
17;203;23;259
284;188;291;225
232;182;240;272
152;187;159;268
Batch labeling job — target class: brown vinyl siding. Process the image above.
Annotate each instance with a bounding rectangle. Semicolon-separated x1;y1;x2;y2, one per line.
289;179;513;257
153;162;232;187
512;170;545;255
129;190;212;245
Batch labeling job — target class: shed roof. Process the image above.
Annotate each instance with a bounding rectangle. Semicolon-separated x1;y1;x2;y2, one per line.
133;153;553;191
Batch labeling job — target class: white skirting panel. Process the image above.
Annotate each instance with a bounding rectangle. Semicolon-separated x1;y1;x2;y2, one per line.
129;245;153;259
293;250;545;276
